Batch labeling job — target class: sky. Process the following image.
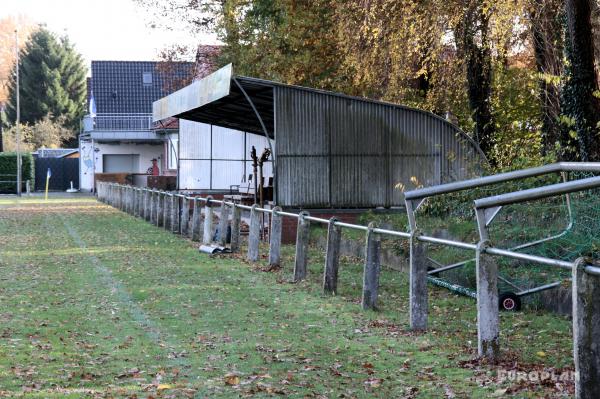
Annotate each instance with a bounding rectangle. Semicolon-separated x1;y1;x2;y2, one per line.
2;0;218;68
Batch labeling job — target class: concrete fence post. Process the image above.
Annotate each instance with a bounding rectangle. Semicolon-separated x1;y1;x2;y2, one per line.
293;211;310;281
573;258;600;399
268;207;283;267
230;204;241;252
137;189;144;218
137;189;143;217
125;187;130;214
190;198;202;240
126;187;131;212
148;190;156;223
247;204;260;262
410;232;428;331
163;194;171;231
362;222;381;310
476;241;499;361
132;188;137;216
138;188;143;217
170;195;179;233
323;217;341;295
118;185;122;208
217;201;230;246
121;186;126;212
180;196;190;236
130;187;136;214
155;191;163;226
129;187;134;213
202;196;214;245
148;190;155;222
140;189;147;219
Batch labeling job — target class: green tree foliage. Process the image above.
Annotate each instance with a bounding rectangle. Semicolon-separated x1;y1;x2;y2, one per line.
5;27;87;131
218;0;343;89
2;115;73;152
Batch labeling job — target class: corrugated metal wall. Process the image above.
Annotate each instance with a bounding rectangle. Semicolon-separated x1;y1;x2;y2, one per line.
275;86;484;208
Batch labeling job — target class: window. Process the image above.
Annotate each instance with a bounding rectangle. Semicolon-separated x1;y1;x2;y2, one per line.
142;72;152;85
168;138;178;170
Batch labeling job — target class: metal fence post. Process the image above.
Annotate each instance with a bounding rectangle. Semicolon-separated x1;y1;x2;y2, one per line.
217;201;230;246
171;195;179;233
323;217;341;295
362;222;381;310
230;203;241;252
180;196;190;236
202;196;214;245
293;211;310;281
476;241;499;361
268;207;283;267
247;204;260;262
163;193;171;231
190;198;202;241
410;231;428;331
573;258;600;399
155;191;163;226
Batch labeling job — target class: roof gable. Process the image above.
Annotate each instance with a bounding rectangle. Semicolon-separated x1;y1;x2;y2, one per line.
90;61;194;114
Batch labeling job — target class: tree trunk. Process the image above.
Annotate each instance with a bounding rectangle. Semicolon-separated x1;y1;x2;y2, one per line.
456;2;495;164
563;0;600;160
530;0;563;155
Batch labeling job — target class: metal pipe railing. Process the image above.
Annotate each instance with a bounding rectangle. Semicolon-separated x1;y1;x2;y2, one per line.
474;175;600;209
404;161;600;204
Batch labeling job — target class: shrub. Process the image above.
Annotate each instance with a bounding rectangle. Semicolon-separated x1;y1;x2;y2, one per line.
0;152;35;193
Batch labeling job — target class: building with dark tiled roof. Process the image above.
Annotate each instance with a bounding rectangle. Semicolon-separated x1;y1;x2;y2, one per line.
90;61;193;114
79;60;194;191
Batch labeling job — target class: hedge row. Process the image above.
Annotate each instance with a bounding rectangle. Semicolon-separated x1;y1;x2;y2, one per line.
0;152;35;193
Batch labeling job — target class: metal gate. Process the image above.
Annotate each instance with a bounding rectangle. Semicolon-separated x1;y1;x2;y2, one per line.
34;158;79;191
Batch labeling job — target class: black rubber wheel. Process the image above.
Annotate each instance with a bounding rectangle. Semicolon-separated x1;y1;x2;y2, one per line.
499;292;521;311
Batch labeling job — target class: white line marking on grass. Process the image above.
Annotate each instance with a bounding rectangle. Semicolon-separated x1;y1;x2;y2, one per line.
58;213;190;368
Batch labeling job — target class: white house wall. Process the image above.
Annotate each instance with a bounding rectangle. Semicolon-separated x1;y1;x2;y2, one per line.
179;119;273;191
79;141;164;191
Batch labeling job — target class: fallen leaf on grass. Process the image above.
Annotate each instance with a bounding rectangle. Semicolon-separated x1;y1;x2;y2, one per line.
364;377;383;388
224;373;240;386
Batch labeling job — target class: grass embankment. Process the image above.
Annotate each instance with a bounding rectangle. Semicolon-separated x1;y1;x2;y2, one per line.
0;198;574;397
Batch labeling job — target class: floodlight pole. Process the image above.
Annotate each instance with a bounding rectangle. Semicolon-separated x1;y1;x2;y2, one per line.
15;29;22;196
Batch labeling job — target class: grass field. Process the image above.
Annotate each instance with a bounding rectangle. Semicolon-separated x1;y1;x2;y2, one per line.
0;197;575;398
